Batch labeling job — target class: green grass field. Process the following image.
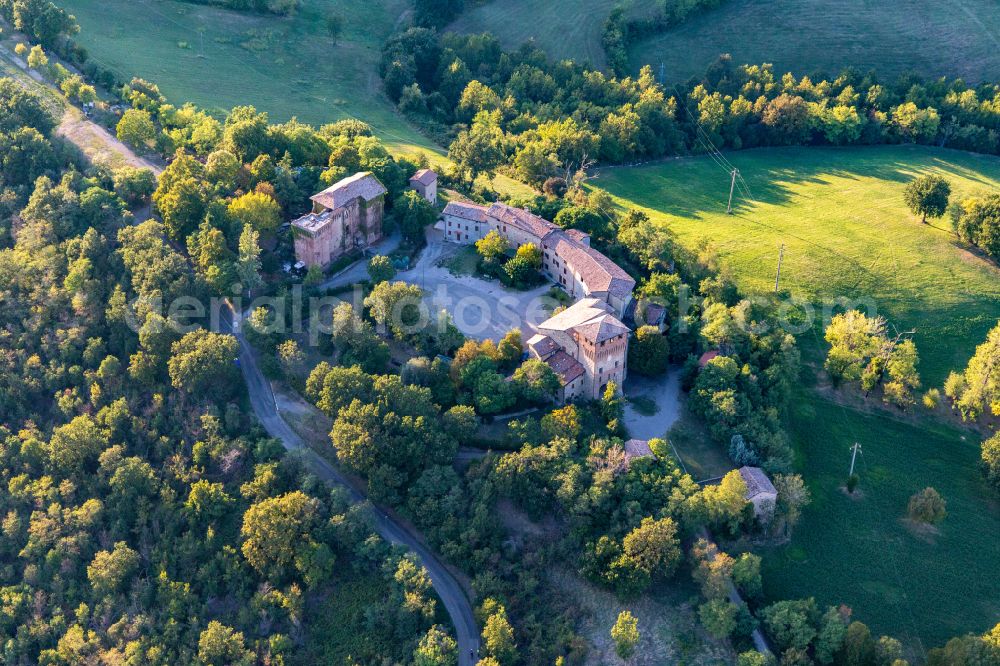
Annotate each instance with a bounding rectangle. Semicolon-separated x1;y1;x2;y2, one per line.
630;0;1000;83
59;0;438;156
446;0;659;69
776;393;1000;654
596;145;1000;384
58;0;537;196
595;145;1000;652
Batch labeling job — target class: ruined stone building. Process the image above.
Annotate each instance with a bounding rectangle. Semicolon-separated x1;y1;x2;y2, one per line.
291;172;386;268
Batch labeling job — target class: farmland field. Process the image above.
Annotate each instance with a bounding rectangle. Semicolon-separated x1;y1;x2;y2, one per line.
595;145;1000;652
630;0;1000;83
59;0;436;157
596;145;1000;384
446;0;659;70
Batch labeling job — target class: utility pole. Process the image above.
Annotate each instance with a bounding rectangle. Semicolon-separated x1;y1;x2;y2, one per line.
849;442;862;476
659;61;665;85
727;168;738;214
774;243;785;292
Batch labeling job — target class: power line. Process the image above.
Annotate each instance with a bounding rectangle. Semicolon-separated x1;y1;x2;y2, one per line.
669;77;929;658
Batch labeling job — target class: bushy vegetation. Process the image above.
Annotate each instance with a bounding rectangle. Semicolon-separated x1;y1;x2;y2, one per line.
602;0;730;75
382;28;1000;187
0;0;78;47
0;80;447;663
176;0;300;16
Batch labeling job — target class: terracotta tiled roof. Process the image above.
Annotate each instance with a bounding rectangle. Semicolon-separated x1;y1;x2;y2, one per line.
624;439;654;461
410;168;437;186
644;303;666;325
311;172;387;211
698;350;721;368
527;333;559;360
575;317;629;344
487;203;560;239
549;232;635;300
538;298;629;344
442;201;488;222
545;350;585;385
482;203;634;303
739;466;777;499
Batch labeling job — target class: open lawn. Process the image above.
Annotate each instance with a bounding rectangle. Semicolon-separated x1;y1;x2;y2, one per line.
630;0;1000;83
596;145;1000;384
59;0;535;195
595;145;1000;651
773;394;1000;654
446;0;659;70
60;0;438;155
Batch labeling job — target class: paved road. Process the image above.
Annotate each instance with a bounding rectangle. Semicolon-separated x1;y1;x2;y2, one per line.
622;368;683;440
318;231;403;292
696;527;773;657
219;307;480;665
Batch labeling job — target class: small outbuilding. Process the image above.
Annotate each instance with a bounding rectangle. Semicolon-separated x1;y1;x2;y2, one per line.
623;439;655;465
738;466;778;522
409;168;438;204
698;350;721;368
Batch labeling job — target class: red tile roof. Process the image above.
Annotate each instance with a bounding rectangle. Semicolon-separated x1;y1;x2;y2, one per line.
698;350;721;368
545;350;585;385
311;172;387;211
443;201;488;222
410;168;437;186
487;203;560;239
549;231;635;300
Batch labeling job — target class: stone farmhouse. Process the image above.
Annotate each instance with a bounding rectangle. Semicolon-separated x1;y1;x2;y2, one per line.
441;200;637;403
739;466;778;522
291;172;386;269
409;168;437;203
441;201;636;317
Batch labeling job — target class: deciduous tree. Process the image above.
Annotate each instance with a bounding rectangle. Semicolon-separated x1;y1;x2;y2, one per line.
611;610;640;660
904;175;951;224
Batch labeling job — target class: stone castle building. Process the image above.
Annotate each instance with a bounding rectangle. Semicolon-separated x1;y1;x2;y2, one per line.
441;200;636;402
441;201;635;317
291;172;386;268
528;298;630;402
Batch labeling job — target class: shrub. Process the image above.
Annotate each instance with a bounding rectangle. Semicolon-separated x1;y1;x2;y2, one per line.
908;487;946;524
981;432;1000;492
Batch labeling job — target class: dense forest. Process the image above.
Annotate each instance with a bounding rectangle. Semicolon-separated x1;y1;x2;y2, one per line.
0;79;453;664
379;28;1000;184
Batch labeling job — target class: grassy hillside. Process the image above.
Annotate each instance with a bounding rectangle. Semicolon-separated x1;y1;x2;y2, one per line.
596;145;1000;384
595;145;1000;651
779;393;1000;654
630;0;1000;83
59;0;437;156
58;0;538;196
446;0;659;69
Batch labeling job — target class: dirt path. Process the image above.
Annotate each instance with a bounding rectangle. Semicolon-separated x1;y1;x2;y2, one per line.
56;106;163;174
0;40;162;174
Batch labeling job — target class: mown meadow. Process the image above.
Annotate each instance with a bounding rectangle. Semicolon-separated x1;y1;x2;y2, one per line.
597;144;1000;652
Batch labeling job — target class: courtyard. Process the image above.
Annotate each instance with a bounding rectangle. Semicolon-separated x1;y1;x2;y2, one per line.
397;228;560;341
